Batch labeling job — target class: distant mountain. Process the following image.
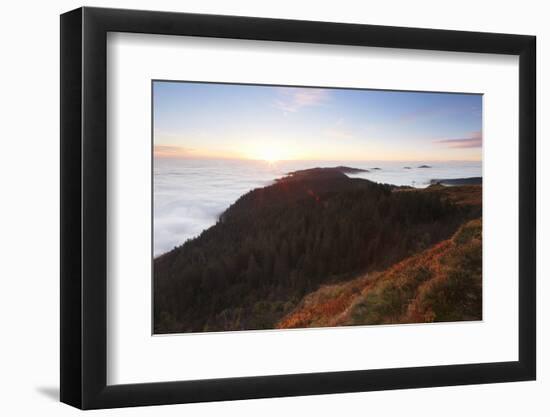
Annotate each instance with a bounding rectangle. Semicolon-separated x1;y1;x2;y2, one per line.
154;167;481;334
333;166;370;174
278;166;368;182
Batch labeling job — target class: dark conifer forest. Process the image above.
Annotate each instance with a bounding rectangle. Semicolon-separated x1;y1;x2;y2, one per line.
154;167;481;333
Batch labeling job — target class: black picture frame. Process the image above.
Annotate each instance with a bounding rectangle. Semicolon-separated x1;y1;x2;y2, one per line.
60;6;536;410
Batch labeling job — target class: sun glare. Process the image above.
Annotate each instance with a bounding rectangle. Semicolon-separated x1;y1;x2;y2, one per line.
260;148;281;163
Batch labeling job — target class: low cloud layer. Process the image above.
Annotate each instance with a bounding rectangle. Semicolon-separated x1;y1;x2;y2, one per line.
154;159;280;256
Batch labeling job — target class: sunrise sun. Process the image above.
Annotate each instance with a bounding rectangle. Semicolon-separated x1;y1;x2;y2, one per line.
249;144;288;163
260;147;282;163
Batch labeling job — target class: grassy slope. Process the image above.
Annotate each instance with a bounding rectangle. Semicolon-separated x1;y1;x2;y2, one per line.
277;216;482;329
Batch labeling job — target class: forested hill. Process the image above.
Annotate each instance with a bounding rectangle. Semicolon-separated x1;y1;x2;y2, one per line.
154;167;480;334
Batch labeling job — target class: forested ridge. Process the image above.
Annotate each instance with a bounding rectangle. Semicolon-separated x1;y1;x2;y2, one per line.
154;167;481;333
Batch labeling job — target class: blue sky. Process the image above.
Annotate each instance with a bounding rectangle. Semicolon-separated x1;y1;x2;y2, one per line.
153;81;482;161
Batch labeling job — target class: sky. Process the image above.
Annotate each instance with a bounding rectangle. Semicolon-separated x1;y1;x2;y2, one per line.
153;81;482;162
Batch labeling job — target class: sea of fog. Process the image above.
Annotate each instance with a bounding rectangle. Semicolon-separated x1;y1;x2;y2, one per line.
154;158;481;256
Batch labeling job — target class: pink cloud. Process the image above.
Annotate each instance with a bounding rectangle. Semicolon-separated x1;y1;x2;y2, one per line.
154;145;194;158
274;88;329;113
435;131;482;148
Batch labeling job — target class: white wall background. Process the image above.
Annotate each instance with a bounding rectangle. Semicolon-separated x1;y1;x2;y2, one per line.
0;0;545;415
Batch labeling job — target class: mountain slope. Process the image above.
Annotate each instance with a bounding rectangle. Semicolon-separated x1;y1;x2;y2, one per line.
154;167;481;334
277;218;482;329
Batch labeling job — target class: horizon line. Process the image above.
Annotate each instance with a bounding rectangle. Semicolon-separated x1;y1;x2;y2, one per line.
153;155;482;163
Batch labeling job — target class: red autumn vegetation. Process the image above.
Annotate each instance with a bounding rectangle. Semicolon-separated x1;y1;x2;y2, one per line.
277;217;482;329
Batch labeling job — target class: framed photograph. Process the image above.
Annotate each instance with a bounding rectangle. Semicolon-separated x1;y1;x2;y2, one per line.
60;7;536;409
